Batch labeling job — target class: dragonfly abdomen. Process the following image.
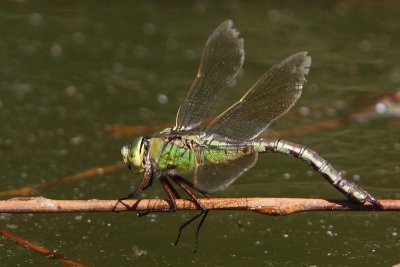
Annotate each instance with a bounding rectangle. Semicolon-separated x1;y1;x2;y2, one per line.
253;139;379;205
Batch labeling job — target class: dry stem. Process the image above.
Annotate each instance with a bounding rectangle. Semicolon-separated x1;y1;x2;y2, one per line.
1;197;399;216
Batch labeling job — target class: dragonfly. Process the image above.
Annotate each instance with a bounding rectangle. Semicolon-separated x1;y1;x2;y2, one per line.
118;20;381;249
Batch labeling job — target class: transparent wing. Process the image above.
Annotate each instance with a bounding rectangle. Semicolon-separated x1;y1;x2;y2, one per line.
193;144;258;192
204;52;311;141
175;20;244;131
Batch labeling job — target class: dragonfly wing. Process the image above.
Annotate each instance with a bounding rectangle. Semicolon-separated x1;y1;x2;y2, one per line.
193;146;258;192
175;20;244;131
204;52;311;141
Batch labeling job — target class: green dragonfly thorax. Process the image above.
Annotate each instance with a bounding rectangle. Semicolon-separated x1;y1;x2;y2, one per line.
121;137;144;170
122;129;257;176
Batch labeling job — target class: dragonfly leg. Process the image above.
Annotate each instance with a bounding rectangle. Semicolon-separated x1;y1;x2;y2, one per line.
260;139;381;207
137;175;180;217
113;169;152;211
172;175;212;198
141;171;155;192
171;207;208;252
169;174;210;252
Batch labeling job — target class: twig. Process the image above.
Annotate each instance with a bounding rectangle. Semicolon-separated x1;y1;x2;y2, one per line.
0;229;86;266
104;90;400;137
0;163;124;197
0;197;399;215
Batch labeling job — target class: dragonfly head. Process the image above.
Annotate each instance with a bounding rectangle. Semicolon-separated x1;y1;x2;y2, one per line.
121;137;144;170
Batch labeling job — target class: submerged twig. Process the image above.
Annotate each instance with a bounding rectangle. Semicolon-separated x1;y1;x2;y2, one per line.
105;90;400;137
0;197;399;215
0;229;86;266
0;163;124;197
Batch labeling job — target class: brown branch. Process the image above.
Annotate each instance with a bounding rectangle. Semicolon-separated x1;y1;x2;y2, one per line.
1;197;399;215
0;229;86;266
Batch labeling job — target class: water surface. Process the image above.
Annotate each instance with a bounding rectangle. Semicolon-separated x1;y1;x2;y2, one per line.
1;1;399;266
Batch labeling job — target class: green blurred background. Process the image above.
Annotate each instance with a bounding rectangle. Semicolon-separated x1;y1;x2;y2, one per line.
0;1;399;266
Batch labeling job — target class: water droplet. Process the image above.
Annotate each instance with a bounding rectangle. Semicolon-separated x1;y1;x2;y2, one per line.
50;43;63;57
157;94;168;104
325;107;337;117
375;102;387;114
184;49;196;60
299;106;310;116
359;39;372;52
65;86;77;96
283;173;291;180
143;23;156;36
6;224;18;229
394;143;400;151
132;245;148;256
267;9;281;23
112;62;124;73
70;136;83;145
28;13;43;26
